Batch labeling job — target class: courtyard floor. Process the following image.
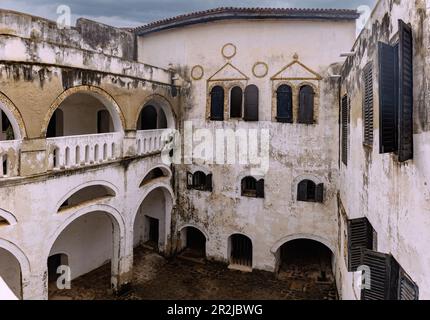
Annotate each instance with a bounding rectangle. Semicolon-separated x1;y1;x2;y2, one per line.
49;247;337;300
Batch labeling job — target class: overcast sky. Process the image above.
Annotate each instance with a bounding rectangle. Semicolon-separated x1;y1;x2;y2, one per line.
0;0;377;27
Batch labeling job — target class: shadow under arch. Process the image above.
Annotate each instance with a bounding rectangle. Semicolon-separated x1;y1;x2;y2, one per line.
41;85;126;137
0;91;27;139
44;204;126;297
136;94;176;129
0;238;31;299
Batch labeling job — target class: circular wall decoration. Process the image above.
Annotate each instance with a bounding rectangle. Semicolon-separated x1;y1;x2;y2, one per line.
222;43;237;59
252;62;268;78
191;65;204;80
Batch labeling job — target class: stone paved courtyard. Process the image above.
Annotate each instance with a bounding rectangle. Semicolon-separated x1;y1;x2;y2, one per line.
49;247;337;300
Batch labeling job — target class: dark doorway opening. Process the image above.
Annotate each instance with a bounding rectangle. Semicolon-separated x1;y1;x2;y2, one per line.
48;253;68;284
147;217;159;248
278;239;333;282
183;227;206;259
230;234;252;268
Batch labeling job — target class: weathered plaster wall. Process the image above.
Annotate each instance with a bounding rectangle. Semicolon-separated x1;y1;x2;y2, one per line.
138;18;357;282
339;0;430;299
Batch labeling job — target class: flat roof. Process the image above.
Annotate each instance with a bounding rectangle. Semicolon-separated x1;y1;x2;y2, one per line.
135;7;360;36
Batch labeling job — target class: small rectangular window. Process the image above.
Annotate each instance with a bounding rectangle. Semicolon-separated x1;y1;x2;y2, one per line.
363;63;374;147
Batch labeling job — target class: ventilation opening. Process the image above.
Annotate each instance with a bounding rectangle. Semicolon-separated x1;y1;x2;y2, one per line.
277;239;333;283
58;185;115;212
229;234;252;269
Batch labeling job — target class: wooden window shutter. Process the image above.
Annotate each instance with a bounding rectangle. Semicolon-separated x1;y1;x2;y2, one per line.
230;86;243;118
347;218;374;271
276;85;293;123
398;269;419;300
256;179;265;198
378;42;398;153
297;180;308;201
315;183;324;203
360;250;394;300
341;95;349;165
187;172;193;189
205;174;213;192
363;63;374;147
210;86;224;121
244;85;259;121
398;20;414;162
298;86;314;124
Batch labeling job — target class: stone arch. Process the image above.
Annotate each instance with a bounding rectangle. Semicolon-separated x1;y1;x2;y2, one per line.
0;208;18;226
227;233;254;270
132;183;174;254
41;85;126;137
136;94;175;129
0;238;31;299
44;204;126;295
270;234;335;280
0;91;27;139
54;180;119;213
178;223;209;241
270;233;335;255
140;164;172;182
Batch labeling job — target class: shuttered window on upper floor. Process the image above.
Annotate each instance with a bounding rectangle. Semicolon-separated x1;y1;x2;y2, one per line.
360;250;419;300
341;95;349;166
378;20;414;162
210;86;224;121
363;63;374;147
347;217;375;272
276;85;293;123
244;85;259;121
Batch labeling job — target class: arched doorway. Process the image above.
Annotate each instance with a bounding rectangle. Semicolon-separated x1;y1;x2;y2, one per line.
137;104;168;130
47;210;123;299
275;239;334;282
180;226;207;259
0;247;22;299
46;92;120;137
228;234;253;270
133;187;173;253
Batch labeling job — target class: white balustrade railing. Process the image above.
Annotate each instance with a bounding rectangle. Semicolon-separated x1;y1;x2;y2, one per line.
46;132;123;171
136;129;171;156
0;140;21;178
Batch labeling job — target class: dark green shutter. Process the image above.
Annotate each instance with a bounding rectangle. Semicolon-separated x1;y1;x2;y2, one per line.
398;20;414;162
276;85;293;123
378;42;398;153
360;250;392;300
398;269;419;300
347;218;374;271
210;86;224;121
363;63;374;146
256;179;265;198
244;85;259;121
205;174;213;192
315;183;324;203
341;95;348;165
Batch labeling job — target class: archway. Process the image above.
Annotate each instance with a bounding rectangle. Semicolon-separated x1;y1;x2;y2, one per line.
47;209;123;299
0;247;23;299
179;226;207;259
133;186;173;254
0;93;26;140
228;234;253;270
44;87;124;138
275;239;334;282
136;96;175;130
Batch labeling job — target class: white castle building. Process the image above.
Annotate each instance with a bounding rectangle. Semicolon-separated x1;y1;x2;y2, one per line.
0;0;429;300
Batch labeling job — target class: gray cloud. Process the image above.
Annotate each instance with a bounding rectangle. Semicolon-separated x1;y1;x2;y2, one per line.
0;0;377;27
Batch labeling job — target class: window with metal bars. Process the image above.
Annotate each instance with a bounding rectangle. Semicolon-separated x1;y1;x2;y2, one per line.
363;63;374;147
341;95;349;165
